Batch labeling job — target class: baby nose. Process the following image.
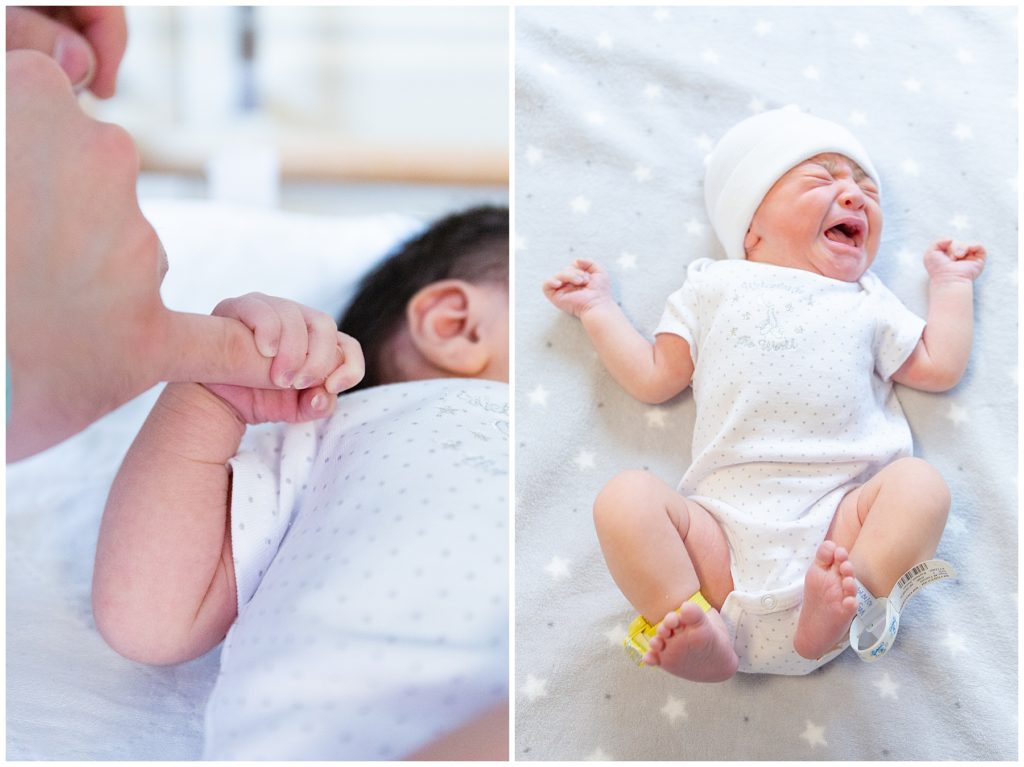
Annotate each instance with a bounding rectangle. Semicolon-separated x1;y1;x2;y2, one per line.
839;184;865;209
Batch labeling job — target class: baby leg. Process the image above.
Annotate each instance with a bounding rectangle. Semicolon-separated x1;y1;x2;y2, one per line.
593;470;737;681
795;457;950;659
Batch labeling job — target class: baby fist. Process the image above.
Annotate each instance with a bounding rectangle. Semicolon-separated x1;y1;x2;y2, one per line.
923;239;986;282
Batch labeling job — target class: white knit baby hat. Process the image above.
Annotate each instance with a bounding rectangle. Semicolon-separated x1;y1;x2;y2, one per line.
704;107;881;260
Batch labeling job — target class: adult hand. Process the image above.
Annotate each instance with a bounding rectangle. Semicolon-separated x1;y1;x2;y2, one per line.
5;5;127;98
6;51;292;462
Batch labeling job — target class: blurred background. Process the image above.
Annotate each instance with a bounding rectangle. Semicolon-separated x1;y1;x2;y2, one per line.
83;5;508;218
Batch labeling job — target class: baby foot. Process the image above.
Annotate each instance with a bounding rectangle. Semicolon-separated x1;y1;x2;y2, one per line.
643;601;739;682
794;541;858;660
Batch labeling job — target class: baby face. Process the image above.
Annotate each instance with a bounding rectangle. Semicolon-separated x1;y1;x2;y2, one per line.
743;153;882;282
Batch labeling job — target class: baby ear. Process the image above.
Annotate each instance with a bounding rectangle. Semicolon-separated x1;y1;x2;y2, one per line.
743;228;761;255
406;280;491;377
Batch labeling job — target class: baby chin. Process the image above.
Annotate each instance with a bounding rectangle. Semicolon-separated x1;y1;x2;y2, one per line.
816;239;872;282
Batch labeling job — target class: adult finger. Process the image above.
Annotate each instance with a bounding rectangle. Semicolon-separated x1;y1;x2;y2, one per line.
160;312;281;389
6;6;95;91
325;332;365;394
67;6;127;98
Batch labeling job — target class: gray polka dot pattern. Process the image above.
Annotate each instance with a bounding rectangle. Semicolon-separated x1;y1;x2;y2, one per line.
655;258;924;674
205;379;509;760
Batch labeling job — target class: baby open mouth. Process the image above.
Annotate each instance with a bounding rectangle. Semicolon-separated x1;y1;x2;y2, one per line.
823;219;865;248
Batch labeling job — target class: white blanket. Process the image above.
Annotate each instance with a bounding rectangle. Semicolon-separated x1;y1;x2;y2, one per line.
6;201;423;758
514;5;1017;760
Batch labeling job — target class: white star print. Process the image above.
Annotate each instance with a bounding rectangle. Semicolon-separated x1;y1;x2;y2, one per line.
515;235;527;252
528;385;549;406
571;196;592;214
908;6;926;15
545;556;570;579
749;97;766;113
604;624;627;645
852;32;871;49
946;404;969;426
702;49;720;65
754;20;772;36
956;48;974;64
585;747;613;761
643;83;662;99
633;165;653;182
645;409;668;429
661;695;688;724
896;247;918;270
695;134;714;152
596;32;613;49
945;513;966;536
900;158;920;176
873;672;900;700
902;77;923;93
574;449;596;470
849;110;867;126
802;65;820;80
653;7;671;22
685;218;705;236
953;123;974;141
521;674;548;702
800;720;828;748
585;111;607;126
942;630;967;655
951;214;970;231
617;252;638;270
525;145;544;165
541;62;560;77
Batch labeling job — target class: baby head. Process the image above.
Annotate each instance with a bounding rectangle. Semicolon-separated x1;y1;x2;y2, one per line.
338;205;508;389
704;108;882;282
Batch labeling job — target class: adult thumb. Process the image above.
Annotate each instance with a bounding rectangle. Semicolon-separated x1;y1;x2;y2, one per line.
160;312;284;390
6;7;96;92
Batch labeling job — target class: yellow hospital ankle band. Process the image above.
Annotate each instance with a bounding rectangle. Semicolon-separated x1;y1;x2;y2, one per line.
624;590;712;666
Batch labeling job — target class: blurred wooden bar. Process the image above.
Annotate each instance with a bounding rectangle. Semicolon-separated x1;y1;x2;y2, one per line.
136;132;508;186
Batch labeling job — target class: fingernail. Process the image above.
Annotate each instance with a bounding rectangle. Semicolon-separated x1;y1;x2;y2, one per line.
311;393;327;411
277;370;295;388
259;340;278;357
294;375;314;390
53;36;95;91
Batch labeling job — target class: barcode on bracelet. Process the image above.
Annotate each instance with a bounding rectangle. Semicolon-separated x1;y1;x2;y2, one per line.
897;563;930;589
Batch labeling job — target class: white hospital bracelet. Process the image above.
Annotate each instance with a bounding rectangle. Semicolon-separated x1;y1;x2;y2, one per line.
849;559;957;662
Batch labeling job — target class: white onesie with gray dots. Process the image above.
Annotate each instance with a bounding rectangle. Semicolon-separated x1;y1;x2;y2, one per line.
655;258;925;675
202;378;508;759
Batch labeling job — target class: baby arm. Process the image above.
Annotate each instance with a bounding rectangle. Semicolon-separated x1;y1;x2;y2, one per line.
543;258;693;403
893;240;986;392
92;294;363;665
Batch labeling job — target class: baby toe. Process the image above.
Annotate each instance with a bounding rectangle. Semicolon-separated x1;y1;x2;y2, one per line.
815;540;837;565
661;611;682;631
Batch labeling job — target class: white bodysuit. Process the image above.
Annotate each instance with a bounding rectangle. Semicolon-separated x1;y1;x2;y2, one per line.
202;379;508;759
655;258;925;675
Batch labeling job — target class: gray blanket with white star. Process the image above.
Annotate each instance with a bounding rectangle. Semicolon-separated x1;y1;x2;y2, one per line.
514;5;1017;760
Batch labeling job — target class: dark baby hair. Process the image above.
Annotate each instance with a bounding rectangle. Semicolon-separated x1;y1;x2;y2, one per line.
337;205;509;389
